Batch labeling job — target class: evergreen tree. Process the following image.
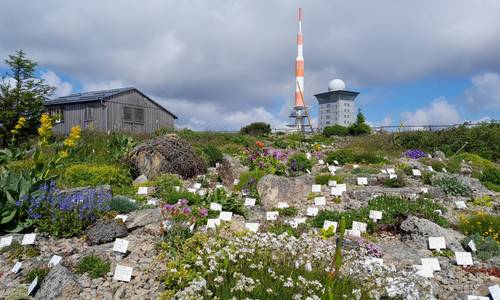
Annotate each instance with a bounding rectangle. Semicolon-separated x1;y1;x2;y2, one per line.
0;50;55;145
348;109;371;135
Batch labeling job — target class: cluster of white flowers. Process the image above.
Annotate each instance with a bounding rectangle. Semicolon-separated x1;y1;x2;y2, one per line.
230;273;256;293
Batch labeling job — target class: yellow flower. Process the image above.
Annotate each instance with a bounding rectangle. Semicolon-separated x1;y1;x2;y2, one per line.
38;113;53;145
58;150;69;158
11;116;27;136
63;125;81;148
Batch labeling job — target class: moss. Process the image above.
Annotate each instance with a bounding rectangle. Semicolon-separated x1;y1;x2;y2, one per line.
75;255;110;279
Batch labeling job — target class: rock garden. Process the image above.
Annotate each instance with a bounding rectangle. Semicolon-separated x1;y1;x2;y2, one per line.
1;117;499;299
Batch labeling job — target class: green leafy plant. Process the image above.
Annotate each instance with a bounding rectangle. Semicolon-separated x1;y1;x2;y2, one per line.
471;196;494;207
199;144;224;167
315;173;343;185
75;255;111;278
108;133;137;161
323;125;348;137
24;266;50;283
431;174;470;196
205;188;243;215
287;152;313;174
240;122;271;136
0;241;41;261
164;190;202;206
431;249;454;258
325;149;386;165
143;174;183;200
109;195;139;213
273;207;298;217
480;167;500;192
59;163;131;189
382;175;406;187
458;212;499;242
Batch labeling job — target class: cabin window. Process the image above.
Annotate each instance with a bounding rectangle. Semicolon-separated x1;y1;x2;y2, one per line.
123;106;144;124
84;106;93;121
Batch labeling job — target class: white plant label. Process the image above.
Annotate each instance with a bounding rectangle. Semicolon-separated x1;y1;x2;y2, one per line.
455;201;467;209
245;223;260;233
328;180;337;187
318;159;325;165
0;236;13;248
380;169;388;174
233;179;240;186
468;240;477;253
412;169;421;176
197;189;207;197
187;188;197;193
174;186;180;192
389;174;398;179
113;238;129;254
488;284;500;300
306;169;311;174
466;296;489;300
314;197;326;206
244;198;256;206
241;189;248;196
137;186;148;195
306;152;312;160
266;211;279;221
206;218;220;229
333;160;339;165
147;199;157;205
21;233;36;245
277;202;289;209
421;258;441;271
352;221;367;233
428;237;446;251
369;210;383;222
421;187;428;193
219;211;233;221
357;177;368;186
434;209;443;216
345;229;361;237
115;214;128;222
209;202;222;211
114;265;133;282
306;207;319;216
28;276;38;295
331;187;342;196
311;184;321;193
12;262;22;273
323;220;337;232
386;168;395;174
215;184;224;190
328;166;337;173
455;251;473;266
193;183;202;190
442;168;448;173
48;255;63;267
427;154;432;158
427;166;434;172
352;164;359;169
413;264;434;278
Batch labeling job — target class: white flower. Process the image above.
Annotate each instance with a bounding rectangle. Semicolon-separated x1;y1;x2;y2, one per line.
305;261;312;272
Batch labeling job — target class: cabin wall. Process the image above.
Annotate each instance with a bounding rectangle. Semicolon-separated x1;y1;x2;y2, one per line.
48;102;106;135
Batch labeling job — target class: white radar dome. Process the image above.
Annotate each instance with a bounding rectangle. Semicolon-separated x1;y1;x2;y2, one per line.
328;79;346;91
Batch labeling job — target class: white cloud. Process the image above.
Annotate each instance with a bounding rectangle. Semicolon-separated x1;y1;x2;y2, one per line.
465;72;500;109
41;70;73;97
83;80;128;92
400;98;460;126
157;97;288;131
381;115;392;127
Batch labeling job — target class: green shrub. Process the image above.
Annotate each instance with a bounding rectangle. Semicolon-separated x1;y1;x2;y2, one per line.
315;173;337;185
430;160;446;172
325;149;386;165
382;175;406;188
240;122;271;136
205;188;244;215
446;152;496;177
311;196;448;230
24;266;49;283
347;112;371;136
0;241;41;261
164;190;202;206
60;163;131;189
480;168;500;192
273;207;298;217
323;125;348;137
109;195;139;213
145;174;183;200
458;212;499;242
471;196;494;207
75;255;110;279
431;174;470;196
199;144;224;167
462;234;500;260
235;170;266;200
287;152;313;174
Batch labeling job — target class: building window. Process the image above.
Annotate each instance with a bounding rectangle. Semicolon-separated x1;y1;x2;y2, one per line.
84;106;93;121
123;106;145;124
326;121;330;125
326;104;331;108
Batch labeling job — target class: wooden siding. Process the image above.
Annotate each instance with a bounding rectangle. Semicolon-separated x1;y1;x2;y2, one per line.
49;102;107;135
48;90;175;135
106;90;174;133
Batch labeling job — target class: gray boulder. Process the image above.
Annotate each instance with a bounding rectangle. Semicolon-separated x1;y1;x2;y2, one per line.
133;174;148;185
257;174;313;210
35;265;81;300
433;151;446;160
58;185;112;197
86;219;128;245
217;154;248;186
400;215;465;251
460;161;473;176
128;134;206;179
126;208;162;231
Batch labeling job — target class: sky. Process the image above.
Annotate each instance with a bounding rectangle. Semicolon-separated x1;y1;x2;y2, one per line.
1;0;499;130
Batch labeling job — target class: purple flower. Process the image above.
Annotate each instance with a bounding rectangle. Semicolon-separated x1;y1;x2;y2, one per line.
178;198;189;206
182;207;192;215
164;204;175;211
198;207;208;217
402;149;428;159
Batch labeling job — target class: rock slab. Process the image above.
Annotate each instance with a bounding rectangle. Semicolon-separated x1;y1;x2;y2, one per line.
257;174;313;211
126;208;162;231
35;265;81;300
86;219;128;245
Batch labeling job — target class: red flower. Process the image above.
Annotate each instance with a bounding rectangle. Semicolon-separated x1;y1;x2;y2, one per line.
255;140;264;149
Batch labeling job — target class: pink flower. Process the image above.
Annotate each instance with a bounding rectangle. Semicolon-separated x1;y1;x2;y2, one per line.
183;206;192;215
199;207;208;217
178;198;189;206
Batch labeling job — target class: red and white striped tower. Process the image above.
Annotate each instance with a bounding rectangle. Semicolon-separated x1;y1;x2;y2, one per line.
288;7;312;132
295;7;305;107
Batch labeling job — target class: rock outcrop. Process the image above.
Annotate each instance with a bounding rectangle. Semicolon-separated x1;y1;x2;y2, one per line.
86;219;128;245
128;134;206;179
35;265;81;299
217;154;248;186
257;174;313;210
